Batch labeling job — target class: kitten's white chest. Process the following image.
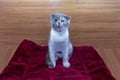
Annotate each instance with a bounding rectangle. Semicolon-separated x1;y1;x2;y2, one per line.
50;29;69;42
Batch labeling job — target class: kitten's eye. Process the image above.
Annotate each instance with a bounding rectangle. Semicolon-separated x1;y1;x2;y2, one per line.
61;20;65;22
54;19;57;22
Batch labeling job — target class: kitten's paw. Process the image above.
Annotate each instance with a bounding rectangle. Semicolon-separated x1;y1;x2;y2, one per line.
47;62;56;69
48;65;55;69
63;61;70;68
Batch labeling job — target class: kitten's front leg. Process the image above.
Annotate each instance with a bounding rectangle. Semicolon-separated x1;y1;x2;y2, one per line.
49;44;56;68
63;47;70;68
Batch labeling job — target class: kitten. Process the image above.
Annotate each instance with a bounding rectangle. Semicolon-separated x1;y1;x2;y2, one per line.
46;13;73;68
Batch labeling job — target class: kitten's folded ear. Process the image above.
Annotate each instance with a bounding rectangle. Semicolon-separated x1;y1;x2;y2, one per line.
50;14;55;19
65;15;71;23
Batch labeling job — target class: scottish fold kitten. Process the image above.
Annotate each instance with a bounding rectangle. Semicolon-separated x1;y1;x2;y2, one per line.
46;13;73;68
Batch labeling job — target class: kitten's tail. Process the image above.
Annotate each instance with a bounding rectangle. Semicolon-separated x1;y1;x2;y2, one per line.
46;52;54;68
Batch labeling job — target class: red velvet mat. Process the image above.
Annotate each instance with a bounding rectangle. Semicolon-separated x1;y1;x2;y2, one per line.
0;39;116;80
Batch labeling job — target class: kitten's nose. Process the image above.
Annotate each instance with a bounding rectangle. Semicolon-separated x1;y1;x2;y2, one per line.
57;22;60;26
58;22;60;25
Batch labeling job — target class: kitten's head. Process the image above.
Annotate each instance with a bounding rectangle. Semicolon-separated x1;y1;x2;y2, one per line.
50;13;71;32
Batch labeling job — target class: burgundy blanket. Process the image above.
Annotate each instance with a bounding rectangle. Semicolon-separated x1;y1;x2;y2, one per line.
0;39;115;80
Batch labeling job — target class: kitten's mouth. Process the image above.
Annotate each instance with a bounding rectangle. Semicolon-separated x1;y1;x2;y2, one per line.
56;26;62;32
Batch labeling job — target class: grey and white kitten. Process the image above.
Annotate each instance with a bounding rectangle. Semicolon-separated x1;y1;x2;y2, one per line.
46;13;73;68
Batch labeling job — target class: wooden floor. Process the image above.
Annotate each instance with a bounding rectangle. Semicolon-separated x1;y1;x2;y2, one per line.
0;0;120;79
